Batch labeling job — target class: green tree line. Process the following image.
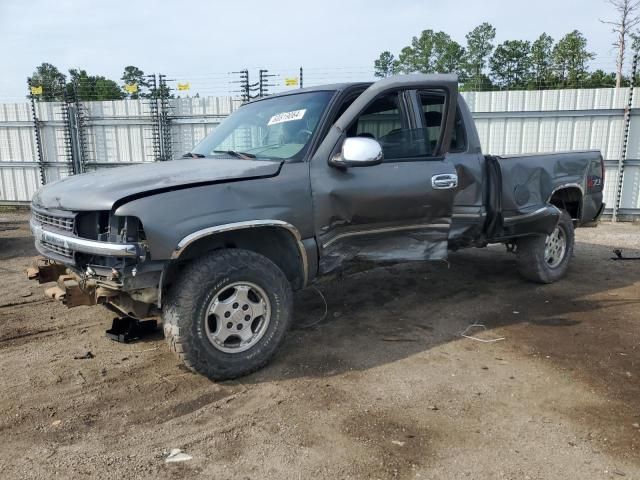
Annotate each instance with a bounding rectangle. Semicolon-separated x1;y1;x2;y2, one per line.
28;63;164;101
374;23;636;90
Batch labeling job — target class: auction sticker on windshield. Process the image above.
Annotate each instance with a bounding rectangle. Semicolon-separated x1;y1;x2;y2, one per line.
268;109;306;126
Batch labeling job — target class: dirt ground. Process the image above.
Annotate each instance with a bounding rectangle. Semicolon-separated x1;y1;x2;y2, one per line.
0;211;638;480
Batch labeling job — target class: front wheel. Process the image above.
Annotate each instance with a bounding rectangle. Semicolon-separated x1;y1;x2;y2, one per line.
163;249;293;380
515;209;575;284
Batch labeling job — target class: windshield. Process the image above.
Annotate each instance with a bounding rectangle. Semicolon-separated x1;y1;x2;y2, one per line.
190;91;335;161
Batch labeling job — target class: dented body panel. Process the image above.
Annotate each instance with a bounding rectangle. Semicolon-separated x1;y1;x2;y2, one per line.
114;161;314;260
310;76;460;272
497;151;603;223
27;74;605;315
310;130;457;272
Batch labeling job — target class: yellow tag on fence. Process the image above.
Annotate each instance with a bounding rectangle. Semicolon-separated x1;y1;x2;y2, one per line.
124;83;138;93
284;78;298;86
177;82;190;91
30;85;43;95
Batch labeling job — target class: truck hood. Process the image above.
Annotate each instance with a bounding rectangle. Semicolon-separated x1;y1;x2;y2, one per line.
32;158;283;211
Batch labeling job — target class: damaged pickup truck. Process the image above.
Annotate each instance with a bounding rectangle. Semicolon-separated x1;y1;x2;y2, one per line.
28;74;605;380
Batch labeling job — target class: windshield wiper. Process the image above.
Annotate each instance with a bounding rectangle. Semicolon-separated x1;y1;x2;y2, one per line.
182;152;205;158
212;150;256;159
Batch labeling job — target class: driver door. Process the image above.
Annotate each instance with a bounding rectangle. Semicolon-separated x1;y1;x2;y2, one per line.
309;76;459;274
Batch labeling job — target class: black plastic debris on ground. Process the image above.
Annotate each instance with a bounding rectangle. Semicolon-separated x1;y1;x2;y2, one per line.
74;351;94;360
105;317;157;343
612;249;640;260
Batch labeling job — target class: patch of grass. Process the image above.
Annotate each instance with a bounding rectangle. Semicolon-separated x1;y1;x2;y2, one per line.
0;204;30;213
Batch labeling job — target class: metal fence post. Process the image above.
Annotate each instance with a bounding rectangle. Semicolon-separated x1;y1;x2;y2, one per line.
259;69;276;98
67;105;84;175
613;52;638;222
60;79;79;176
72;82;90;172
232;70;250;103
27;77;46;186
146;74;162;162
158;74;173;161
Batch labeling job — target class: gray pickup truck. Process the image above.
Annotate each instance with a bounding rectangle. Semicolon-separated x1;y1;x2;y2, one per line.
28;74;605;379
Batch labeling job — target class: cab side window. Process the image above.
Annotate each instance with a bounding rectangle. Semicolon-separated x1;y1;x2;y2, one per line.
346;93;427;161
351;94;402;140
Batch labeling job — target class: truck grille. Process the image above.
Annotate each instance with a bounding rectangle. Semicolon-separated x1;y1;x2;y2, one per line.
32;210;75;232
40;240;73;258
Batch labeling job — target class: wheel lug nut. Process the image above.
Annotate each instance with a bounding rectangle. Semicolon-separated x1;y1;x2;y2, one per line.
224;312;231;318
245;315;251;321
237;324;243;330
233;302;239;309
226;322;233;329
242;304;249;311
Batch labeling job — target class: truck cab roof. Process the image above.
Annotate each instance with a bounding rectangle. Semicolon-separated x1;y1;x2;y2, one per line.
250;74;461;103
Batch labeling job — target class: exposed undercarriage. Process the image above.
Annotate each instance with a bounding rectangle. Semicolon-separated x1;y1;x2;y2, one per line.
27;257;161;320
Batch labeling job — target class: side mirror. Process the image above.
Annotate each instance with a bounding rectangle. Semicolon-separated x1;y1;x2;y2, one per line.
329;137;384;168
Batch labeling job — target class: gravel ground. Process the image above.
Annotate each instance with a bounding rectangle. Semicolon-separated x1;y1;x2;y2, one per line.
0;211;638;480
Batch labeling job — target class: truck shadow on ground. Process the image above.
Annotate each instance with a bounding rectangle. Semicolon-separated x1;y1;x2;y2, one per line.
248;238;640;461
248;240;640;399
0;220;37;260
0;236;36;261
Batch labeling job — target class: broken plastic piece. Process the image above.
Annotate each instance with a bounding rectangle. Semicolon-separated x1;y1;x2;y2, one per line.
165;448;192;463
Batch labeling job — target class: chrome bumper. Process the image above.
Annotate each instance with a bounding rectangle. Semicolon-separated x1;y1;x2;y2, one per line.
30;219;143;259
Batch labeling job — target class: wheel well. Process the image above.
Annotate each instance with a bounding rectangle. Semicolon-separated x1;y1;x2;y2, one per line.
168;227;305;290
549;187;582;221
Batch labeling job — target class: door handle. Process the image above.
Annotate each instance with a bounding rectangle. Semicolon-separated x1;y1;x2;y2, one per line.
432;173;458;190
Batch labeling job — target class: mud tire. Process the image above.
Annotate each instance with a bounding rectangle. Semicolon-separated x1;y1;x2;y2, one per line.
163;249;293;380
516;210;575;284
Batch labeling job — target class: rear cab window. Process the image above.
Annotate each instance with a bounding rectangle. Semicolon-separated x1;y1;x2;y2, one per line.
418;91;467;153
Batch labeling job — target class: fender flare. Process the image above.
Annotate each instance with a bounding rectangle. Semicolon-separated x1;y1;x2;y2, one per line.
169;220;309;287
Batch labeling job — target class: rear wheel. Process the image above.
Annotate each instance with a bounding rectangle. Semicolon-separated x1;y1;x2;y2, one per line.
163;249;293;380
515;209;575;284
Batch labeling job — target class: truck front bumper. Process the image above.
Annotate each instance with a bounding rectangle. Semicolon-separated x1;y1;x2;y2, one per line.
29;215;159;315
30;218;145;262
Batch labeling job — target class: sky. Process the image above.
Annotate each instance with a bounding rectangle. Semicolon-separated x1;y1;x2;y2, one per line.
0;0;628;101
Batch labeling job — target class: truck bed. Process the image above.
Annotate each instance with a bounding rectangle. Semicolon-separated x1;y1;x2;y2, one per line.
484;150;604;240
